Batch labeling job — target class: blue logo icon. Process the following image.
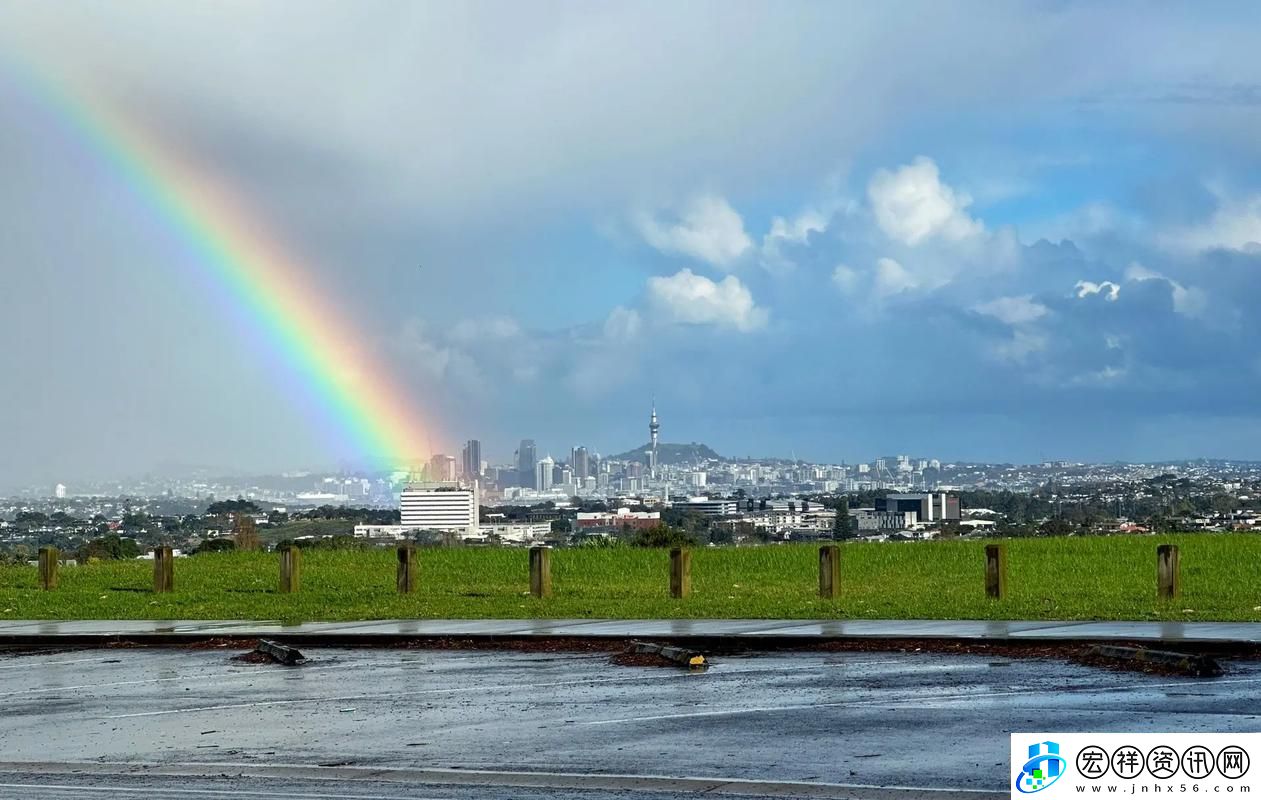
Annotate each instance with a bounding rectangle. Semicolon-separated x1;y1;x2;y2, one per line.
1016;741;1068;794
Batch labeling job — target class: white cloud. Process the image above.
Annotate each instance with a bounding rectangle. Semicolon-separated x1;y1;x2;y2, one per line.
647;268;767;331
867;156;983;246
397;320;485;392
1162;193;1261;253
602;306;642;340
1075;280;1120;301
1073;268;1208;316
831;264;860;294
635;195;753;269
1124;263;1208;316
972;294;1049;326
992;329;1048;363
761;208;829;272
449;316;521;343
873;257;917;297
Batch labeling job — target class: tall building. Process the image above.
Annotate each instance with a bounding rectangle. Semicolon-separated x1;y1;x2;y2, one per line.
571;446;590;480
428;453;457;482
536;455;555;491
401;481;480;537
53;483;67;499
462;439;482;479
517;439;537;489
648;400;660;477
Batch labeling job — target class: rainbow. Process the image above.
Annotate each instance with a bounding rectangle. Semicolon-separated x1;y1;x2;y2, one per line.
2;56;434;469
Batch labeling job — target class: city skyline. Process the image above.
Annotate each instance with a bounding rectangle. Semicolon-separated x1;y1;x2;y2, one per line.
7;4;1261;489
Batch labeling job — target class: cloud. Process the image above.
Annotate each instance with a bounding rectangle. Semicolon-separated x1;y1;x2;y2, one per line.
1072;268;1207;317
761;208;829;271
873;257;918;297
1075;280;1121;301
867;157;983;246
830;257;919;299
449;316;522;343
1123;263;1208;316
831;264;859;293
1162;192;1261;252
992;329;1049;363
647;269;767;331
635;195;753;268
602;306;642;340
972;294;1049;326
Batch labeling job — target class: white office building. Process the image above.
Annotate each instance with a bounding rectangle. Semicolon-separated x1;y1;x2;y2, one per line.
536;456;555;492
400;481;480;537
684;497;738;517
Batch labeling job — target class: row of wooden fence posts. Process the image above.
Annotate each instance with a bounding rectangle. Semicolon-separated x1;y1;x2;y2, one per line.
33;542;1185;602
981;542;1181;601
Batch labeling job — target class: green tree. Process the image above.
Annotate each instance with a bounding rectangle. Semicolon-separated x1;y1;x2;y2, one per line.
206;499;262;516
632;524;700;548
1038;518;1074;537
833;498;851;540
194;538;236;554
74;534;140;562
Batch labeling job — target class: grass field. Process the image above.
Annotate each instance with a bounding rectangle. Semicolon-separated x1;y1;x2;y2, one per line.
1;534;1259;622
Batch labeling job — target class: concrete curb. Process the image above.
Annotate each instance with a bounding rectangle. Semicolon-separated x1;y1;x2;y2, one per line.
1;619;1260;651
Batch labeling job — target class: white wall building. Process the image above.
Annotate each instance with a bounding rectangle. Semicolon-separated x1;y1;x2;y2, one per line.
479;522;551;544
536;456;555;492
400;481;479;538
685;497;737;517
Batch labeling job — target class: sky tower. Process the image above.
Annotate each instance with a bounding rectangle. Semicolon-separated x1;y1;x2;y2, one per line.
649;399;660;477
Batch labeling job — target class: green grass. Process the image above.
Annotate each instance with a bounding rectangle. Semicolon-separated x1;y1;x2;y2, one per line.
2;534;1260;622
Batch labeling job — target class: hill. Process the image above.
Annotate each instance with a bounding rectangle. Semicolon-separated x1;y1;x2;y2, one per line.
609;442;722;466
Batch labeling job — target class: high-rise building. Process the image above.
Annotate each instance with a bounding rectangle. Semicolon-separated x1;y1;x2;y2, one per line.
53;483;67;499
401;481;480;537
536;455;555;491
462;439;482;479
648;400;660;477
571;446;590;480
517;439;537;489
428;454;457;482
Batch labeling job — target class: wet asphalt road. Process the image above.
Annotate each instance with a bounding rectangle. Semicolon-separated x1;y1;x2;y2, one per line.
0;646;1257;798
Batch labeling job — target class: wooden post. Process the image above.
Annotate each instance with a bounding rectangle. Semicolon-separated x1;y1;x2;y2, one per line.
1157;544;1180;600
38;546;58;590
669;548;691;599
153;546;174;593
819;544;840;599
984;543;1007;600
397;544;417;594
279;545;301;594
529;546;552;598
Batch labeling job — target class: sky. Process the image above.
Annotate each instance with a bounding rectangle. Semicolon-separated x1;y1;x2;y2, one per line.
5;1;1261;489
